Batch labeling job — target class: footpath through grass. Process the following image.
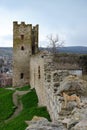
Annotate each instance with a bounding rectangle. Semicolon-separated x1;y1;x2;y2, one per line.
0;87;51;130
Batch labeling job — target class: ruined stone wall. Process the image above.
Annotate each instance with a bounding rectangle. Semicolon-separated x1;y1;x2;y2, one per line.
43;56;69;121
30;52;69;121
13;22;38;87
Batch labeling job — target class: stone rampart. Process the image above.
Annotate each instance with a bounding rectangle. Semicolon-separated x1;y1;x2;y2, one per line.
30;52;69;121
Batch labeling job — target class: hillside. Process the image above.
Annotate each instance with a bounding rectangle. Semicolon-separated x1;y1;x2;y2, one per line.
59;46;87;54
40;46;87;54
0;86;50;130
0;46;87;57
0;47;13;57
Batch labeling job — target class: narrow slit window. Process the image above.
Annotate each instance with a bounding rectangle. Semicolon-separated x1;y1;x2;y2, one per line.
38;66;41;79
20;73;24;79
21;46;24;50
21;35;24;40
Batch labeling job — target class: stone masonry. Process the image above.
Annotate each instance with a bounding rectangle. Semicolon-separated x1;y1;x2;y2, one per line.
13;22;87;128
30;51;70;121
13;21;38;87
30;52;87;126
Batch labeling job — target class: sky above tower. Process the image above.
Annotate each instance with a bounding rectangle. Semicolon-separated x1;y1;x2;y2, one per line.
0;0;87;47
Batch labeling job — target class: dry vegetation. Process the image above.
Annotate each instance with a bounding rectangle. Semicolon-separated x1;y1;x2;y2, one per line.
52;53;80;70
80;74;87;81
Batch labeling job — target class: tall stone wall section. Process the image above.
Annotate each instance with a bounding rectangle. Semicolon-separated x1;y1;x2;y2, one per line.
30;53;47;106
30;52;69;122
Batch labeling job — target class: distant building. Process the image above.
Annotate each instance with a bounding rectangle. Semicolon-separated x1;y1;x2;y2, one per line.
0;72;12;87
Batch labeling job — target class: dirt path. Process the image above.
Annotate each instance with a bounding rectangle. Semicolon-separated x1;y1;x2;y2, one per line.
5;90;30;123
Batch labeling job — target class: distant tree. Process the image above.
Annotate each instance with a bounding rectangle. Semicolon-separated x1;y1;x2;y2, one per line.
47;34;64;55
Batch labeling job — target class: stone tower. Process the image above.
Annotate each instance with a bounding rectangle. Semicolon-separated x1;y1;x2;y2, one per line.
13;21;39;87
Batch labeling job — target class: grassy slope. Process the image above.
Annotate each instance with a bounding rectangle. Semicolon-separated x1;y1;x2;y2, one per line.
0;88;14;121
0;87;51;130
16;85;30;91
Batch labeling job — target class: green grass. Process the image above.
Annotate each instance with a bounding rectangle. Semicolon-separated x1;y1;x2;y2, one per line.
0;88;14;122
16;85;30;91
0;88;51;130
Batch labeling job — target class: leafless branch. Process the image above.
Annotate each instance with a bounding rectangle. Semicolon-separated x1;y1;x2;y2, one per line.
47;34;64;54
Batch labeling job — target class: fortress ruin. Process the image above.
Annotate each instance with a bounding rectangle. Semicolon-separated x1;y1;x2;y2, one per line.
13;22;87;125
13;21;38;87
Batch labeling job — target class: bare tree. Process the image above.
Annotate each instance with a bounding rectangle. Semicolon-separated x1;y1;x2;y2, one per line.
47;34;64;54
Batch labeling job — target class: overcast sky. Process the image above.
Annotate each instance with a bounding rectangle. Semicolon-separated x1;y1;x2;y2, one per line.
0;0;87;47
